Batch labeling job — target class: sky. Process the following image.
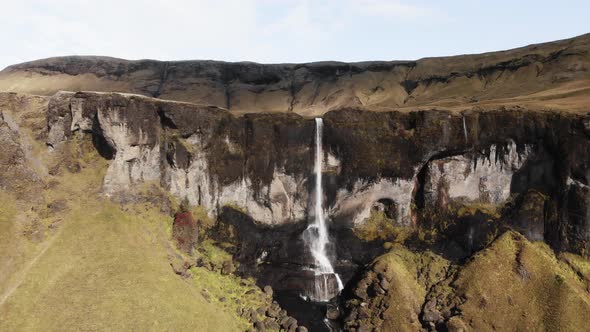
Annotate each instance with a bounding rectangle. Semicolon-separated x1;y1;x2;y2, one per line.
1;0;589;70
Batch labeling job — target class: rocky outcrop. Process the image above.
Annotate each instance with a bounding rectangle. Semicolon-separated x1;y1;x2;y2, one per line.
342;245;450;331
0;110;42;200
331;178;415;226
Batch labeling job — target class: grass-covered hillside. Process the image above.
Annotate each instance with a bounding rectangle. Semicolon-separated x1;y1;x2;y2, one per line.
343;231;590;331
0;94;279;331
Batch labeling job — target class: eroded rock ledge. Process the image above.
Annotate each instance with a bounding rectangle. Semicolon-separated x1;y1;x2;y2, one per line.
45;91;590;258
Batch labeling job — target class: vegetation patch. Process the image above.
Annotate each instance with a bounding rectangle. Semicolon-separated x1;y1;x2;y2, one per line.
354;210;410;242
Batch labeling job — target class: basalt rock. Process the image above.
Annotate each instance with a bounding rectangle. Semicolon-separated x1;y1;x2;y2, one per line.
46;91;313;225
41;90;589;259
505;190;548;242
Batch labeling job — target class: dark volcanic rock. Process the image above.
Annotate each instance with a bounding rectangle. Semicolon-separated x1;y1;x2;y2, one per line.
41;91;590;251
40;89;590;270
506;190;548;241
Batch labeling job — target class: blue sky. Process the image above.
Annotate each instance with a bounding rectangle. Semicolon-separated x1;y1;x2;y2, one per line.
1;0;589;70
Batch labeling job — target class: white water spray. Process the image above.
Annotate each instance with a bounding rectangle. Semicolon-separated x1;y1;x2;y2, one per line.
303;118;343;302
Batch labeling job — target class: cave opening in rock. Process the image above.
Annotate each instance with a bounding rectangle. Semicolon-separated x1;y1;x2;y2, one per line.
373;198;398;220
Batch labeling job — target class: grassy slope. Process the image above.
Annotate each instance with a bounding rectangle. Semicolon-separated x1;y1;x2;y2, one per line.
452;231;590;331
1;202;241;331
377;247;449;332
348;244;450;332
0;122;246;331
359;232;590;331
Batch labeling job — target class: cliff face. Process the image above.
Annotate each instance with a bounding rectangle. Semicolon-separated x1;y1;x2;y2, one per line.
43;91;590;257
34;89;589;330
1;33;589;115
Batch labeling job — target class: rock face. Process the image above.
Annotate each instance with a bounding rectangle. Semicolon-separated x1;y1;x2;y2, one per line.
422;141;532;209
43;91;590;258
46;91;313;225
0;109;42;200
39;90;590;313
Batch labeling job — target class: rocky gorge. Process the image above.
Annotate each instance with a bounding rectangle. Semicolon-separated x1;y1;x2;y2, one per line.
1;33;589;331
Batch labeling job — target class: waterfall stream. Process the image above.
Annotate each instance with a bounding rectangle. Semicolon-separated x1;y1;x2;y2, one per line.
462;114;468;143
302;118;343;302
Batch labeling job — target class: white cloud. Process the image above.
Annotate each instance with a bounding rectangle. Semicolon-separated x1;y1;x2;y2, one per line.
0;0;438;69
350;0;434;18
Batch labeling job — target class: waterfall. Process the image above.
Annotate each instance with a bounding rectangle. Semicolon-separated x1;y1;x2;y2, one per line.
462;114;468;143
302;118;343;302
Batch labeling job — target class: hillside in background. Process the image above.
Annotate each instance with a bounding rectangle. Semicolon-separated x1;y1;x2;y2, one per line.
0;34;589;116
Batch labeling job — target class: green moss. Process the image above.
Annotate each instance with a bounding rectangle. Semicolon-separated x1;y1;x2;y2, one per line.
456;202;501;218
360;245;450;331
223;203;247;214
191;205;214;233
0;191;17;233
382;244;451;290
0;196;244;331
374;232;590;331
198;240;233;267
560;252;590;283
449;231;590;331
354;210;410;242
190;267;267;329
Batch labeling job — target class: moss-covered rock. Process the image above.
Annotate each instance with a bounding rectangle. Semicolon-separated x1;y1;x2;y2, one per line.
343;245;450;331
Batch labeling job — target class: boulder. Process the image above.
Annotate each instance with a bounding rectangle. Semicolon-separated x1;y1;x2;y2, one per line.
263;285;273;297
253;320;265;332
221;260;234;275
263;319;280;331
326;305;340;320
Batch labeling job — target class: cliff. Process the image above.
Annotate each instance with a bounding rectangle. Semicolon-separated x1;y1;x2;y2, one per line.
37;90;589;255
